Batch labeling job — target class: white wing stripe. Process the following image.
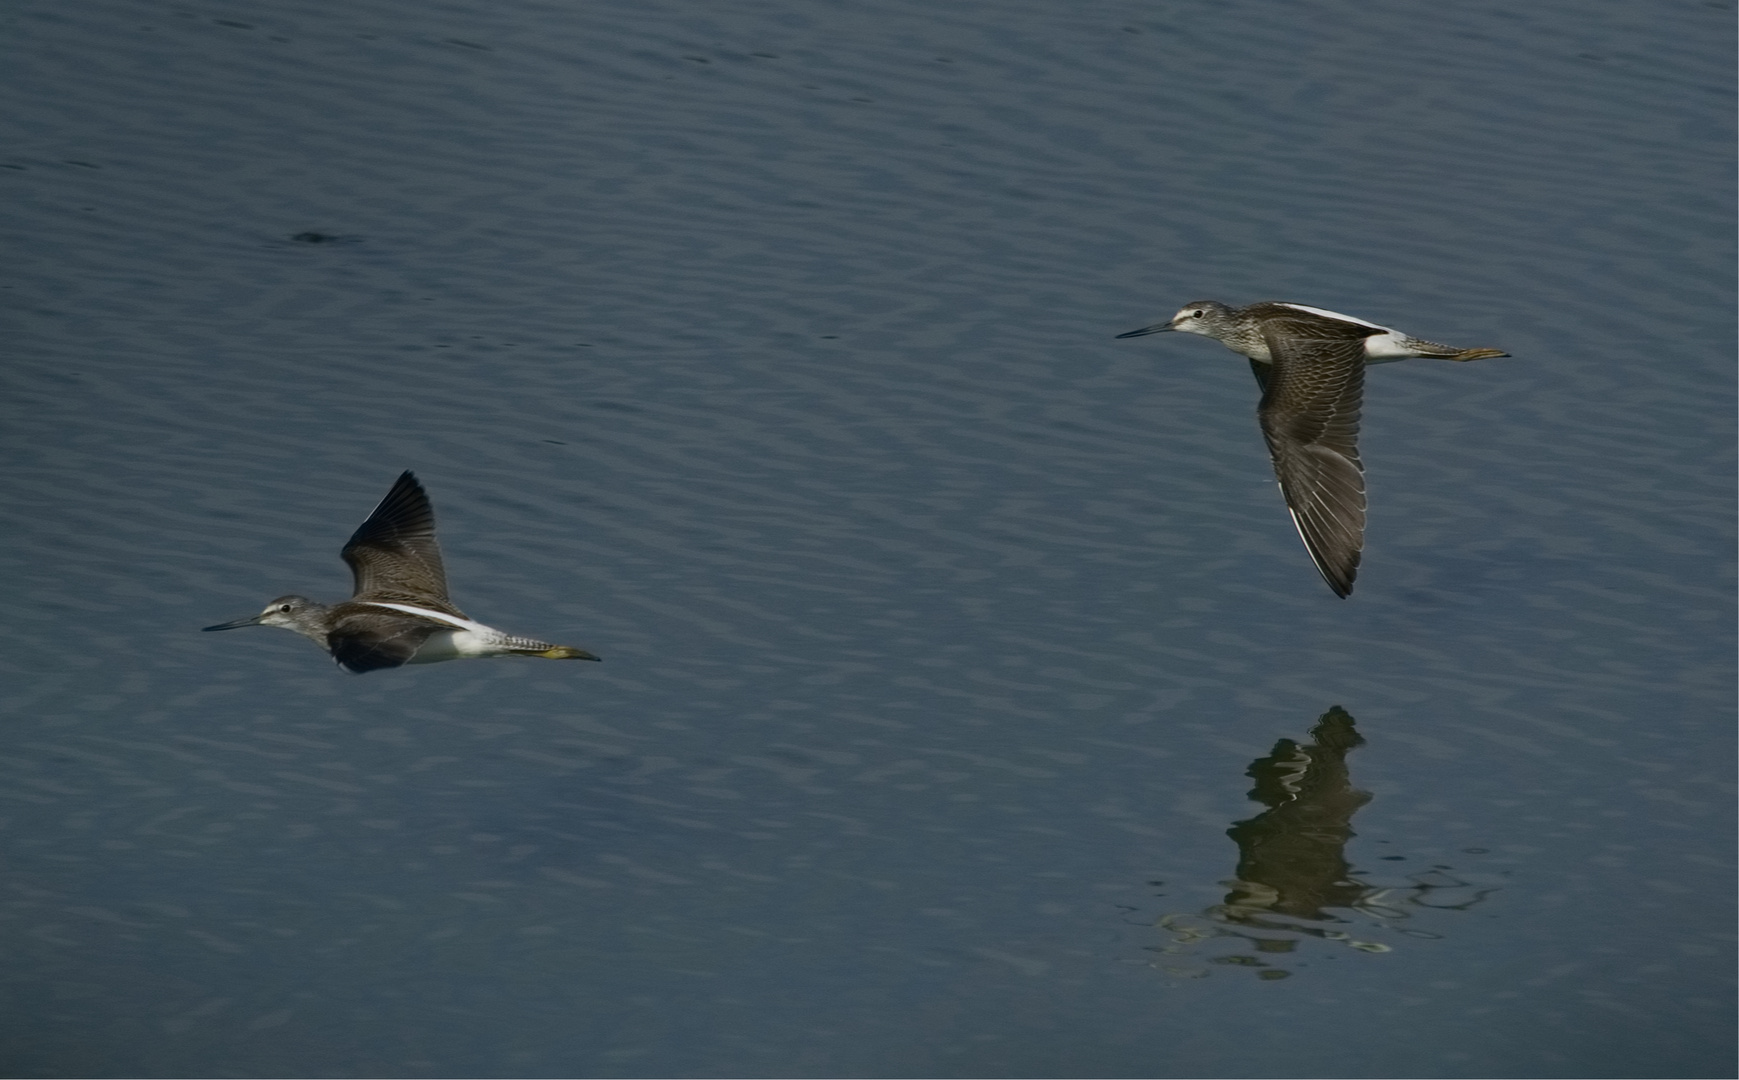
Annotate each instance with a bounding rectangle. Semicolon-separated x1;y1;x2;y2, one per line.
360;601;490;634
1274;302;1392;332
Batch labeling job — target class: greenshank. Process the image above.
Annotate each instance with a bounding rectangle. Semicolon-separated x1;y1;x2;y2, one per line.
1117;300;1507;597
204;471;600;672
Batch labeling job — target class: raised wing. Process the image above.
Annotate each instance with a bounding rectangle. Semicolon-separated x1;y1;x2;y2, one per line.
1257;325;1370;598
341;472;463;614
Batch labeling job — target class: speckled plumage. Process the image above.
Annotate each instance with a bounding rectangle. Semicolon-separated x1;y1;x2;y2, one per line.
1117;300;1508;597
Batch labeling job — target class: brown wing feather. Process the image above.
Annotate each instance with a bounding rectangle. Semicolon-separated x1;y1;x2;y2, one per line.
1256;324;1370;598
327;617;440;673
340;472;464;614
1248;357;1273;395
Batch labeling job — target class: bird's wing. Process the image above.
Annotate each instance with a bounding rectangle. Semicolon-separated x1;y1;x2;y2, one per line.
341;471;464;615
1257;325;1369;598
1247;357;1273;395
326;609;442;673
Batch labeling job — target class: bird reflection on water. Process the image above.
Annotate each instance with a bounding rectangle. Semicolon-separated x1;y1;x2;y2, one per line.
1145;706;1499;980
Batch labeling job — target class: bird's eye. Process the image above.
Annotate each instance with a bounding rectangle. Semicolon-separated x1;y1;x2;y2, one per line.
279;604;293;613
1191;309;1204;317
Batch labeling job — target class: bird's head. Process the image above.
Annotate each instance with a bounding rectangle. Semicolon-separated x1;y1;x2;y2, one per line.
1116;300;1231;339
204;595;330;641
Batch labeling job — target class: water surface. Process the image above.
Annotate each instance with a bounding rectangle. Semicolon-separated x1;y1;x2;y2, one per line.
0;0;1732;1076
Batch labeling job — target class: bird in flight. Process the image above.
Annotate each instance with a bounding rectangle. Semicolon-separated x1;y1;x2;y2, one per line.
204;471;600;672
1118;300;1507;597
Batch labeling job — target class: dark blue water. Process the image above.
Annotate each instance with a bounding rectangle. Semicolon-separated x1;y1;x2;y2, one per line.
1;0;1732;1076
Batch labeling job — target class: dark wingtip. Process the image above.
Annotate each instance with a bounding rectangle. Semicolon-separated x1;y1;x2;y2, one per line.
349;470;437;548
1312;556;1358;598
387;470;424;498
376;470;424;504
1324;564;1357;598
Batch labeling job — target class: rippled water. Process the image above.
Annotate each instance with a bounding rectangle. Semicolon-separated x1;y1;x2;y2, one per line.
1;0;1732;1077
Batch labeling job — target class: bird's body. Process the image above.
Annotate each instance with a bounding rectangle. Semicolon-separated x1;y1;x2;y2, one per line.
1117;300;1507;597
204;472;599;673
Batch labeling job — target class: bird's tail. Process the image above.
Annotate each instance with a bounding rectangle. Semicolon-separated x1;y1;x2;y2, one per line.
519;644;601;661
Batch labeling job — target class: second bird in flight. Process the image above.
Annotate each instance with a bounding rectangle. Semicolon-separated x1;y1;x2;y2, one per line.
1118;300;1508;598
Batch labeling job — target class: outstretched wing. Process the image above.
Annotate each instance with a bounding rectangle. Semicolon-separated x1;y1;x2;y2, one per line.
1257;326;1369;598
341;471;463;615
326;608;442;673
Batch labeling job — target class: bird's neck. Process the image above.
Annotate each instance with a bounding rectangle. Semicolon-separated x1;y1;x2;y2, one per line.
287;604;336;644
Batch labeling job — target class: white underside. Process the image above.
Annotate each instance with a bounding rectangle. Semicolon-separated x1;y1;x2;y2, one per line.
360;601;505;661
1269;303;1415;362
1357;332;1419;361
402;629;484;664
